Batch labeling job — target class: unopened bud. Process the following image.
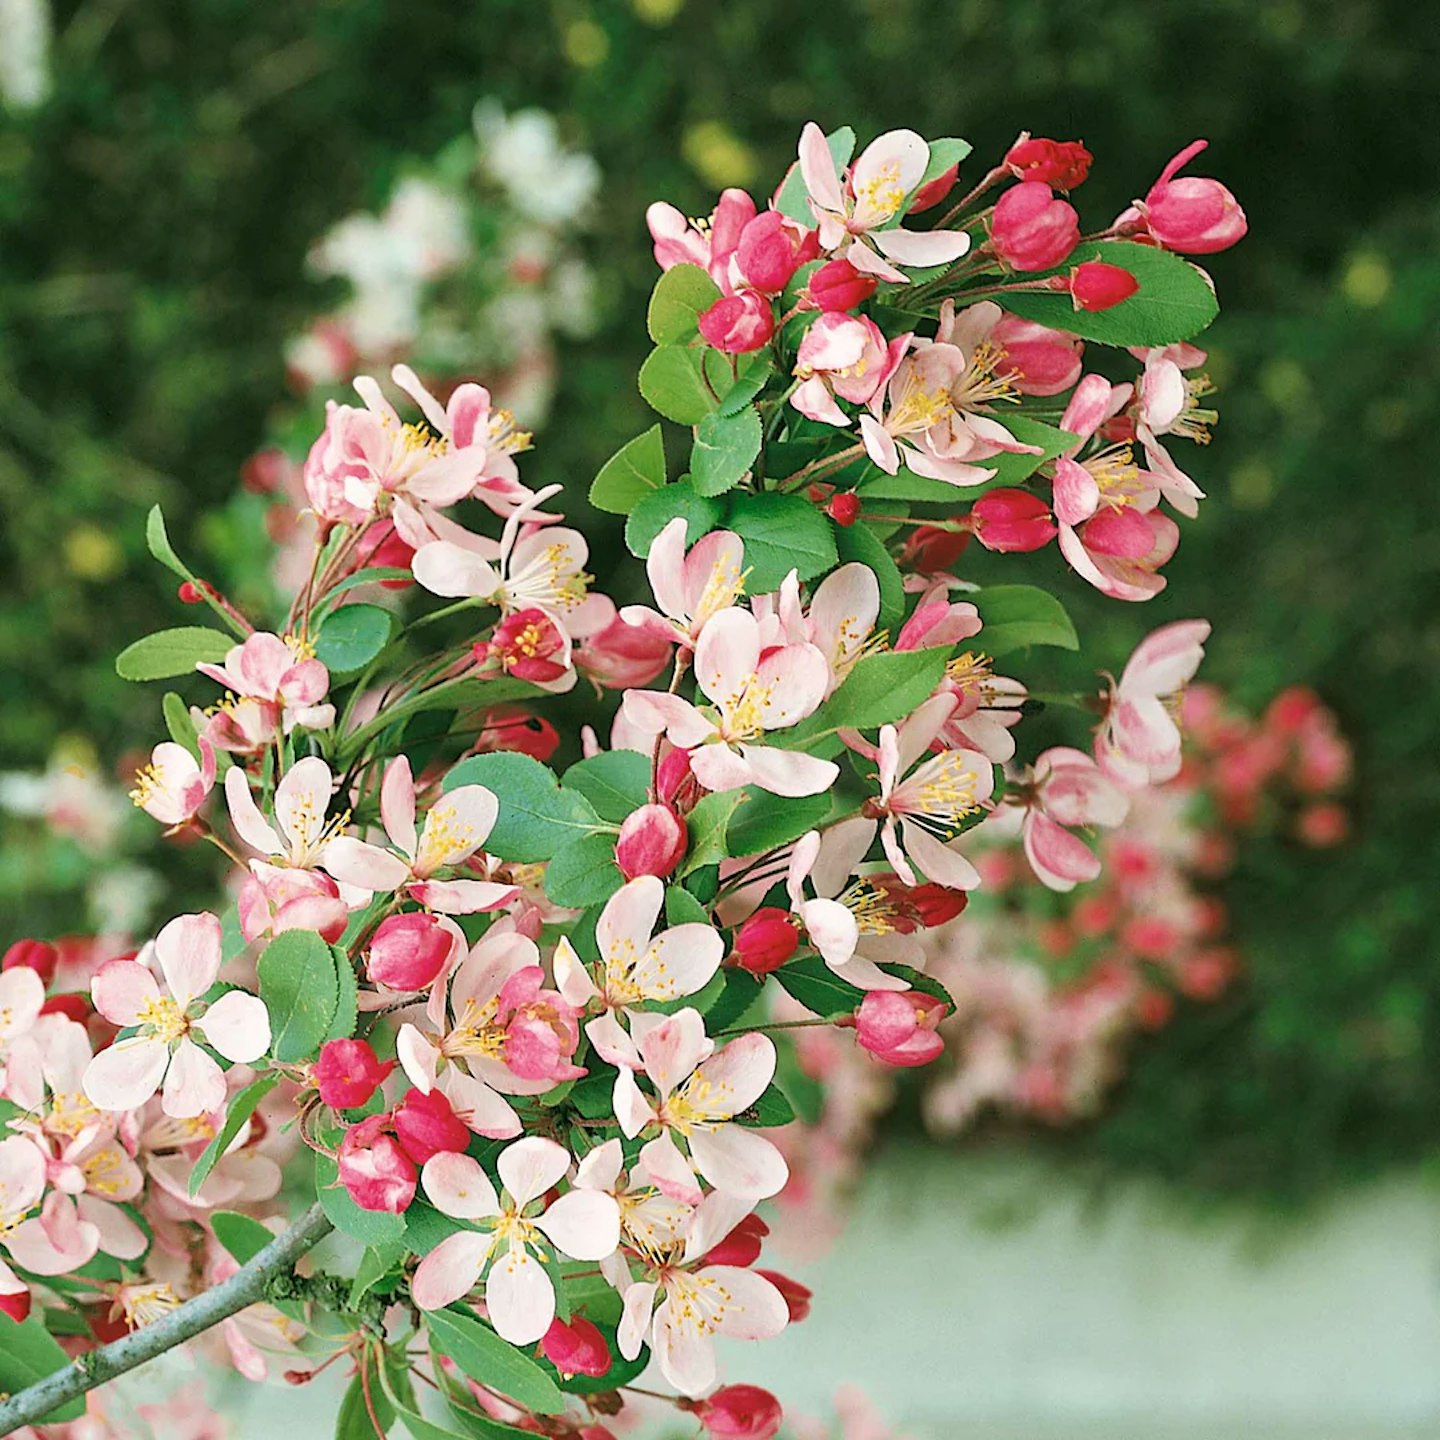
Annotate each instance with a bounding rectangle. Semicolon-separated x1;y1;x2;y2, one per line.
733;907;798;975
615;804;688;881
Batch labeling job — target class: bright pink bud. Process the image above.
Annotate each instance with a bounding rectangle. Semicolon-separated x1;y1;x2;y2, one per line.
337;1116;416;1214
854;990;948;1068
393;1088;471;1165
489;608;570;684
806;257;877;313
3;938;58;987
1142;140;1247;254
313;1038;395;1110
991;315;1083;396
575;615;673;690
702;1212;769;1267
615;804;688;881
656;748;696;807
871;874;969;931
540;1315;612;1378
366;912;453;992
825;491;862;527
970;489;1057;553
0;1288;31;1325
755;1269;812;1322
1005;137;1093;190
1080;505;1156;558
473;706;561;762
907;163;960;214
1068;260;1139;311
989;182;1080;271
735;212;818;295
177;581;205;604
693;1385;784;1440
699;291;775;353
733;907;798;976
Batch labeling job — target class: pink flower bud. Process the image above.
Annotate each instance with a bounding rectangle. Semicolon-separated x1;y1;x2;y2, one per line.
907;163;959;214
970;489;1058;553
473;706;561;762
900;524;970;572
755;1269;812;1322
735;212;818;295
702;1212;769;1267
540;1315;612;1378
825;491;862;527
733;908;798;975
393;1088;471;1165
989;182;1080;271
1297;802;1349;848
1142;140;1247;254
1068;260;1139;311
366;912;454;992
313;1038;395;1110
806;257;877;313
241;447;292;496
656;747;697;807
693;1385;784;1440
699;291;776;354
991;314;1083;396
575;615;673;690
337;1116;416;1214
353;520;416;589
615;804;688;881
1005;137;1093;190
3;938;58;987
489;608;570;684
871;874;970;931
854;990;949;1068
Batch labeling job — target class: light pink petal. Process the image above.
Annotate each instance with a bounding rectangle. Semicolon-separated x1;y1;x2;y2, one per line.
859;413;901;473
636;923;724;1002
90;959;160;1027
574;1138;624;1195
553;936;599;1008
5;1194;99;1276
880;815;918;887
199;991;271;1064
688;743;761;796
0;1135;45;1208
486;1244;555;1346
798;897;858;970
223;769;281;855
322;836;411;892
798;121;844;214
1113;695;1181;765
412;1230;492;1311
693;607;761;710
1059;374;1125;444
732;744;838;798
82;1037;168;1113
812;816;877;898
654;1298;717;1397
851;129;929;221
411;541;501;600
440;1070;522;1139
792;376;851;428
621;690;716;749
614;1065;657;1139
154;912;222;1006
77;1195;148;1260
161;1038;226;1119
416;784;498;872
847;238;909;283
637;1132;704;1205
899;820;982;890
536;1189;621;1261
681;529;748;628
645;518;691;620
618;1279;659;1361
807;565;880;676
1023;812;1101;893
636;1008;713;1099
1053;456;1101;526
380;755;418;857
706;1264;790;1340
396;1023;438;1092
421;1151;500;1220
272;757;335;857
408;879;518;914
597;876;664;970
753;643;830;729
690;1032;775;1118
872;226;970;265
497;1136;571;1208
688;1124;789;1200
1119;619;1211;697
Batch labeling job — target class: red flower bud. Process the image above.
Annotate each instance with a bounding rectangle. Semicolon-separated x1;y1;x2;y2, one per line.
0;1287;32;1325
854;990;948;1068
693;1385;784;1440
3;938;58;986
755;1269;812;1322
1005;137;1093;190
806;258;877;313
337;1116;416;1214
313;1038;395;1110
656;748;697;808
735;212;818;295
901;523;970;572
393;1087;471;1165
907;163;960;214
177;580;212;605
473;707;561;762
733;907;798;976
490;608;570;684
825;491;862;527
989;182;1080;272
1068;260;1139;311
366;912;454;992
699;291;775;353
39;994;90;1023
615;803;688;881
540;1315;613;1378
240;447;291;495
970;489;1057;553
702;1212;769;1267
1141;140;1247;255
354;520;416;589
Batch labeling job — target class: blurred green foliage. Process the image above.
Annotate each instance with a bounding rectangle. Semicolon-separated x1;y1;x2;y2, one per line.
0;0;1435;1200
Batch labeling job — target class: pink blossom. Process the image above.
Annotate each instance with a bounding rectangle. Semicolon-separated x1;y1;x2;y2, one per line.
411;1138;620;1343
990;312;1085;395
988;181;1079;271
1131;345;1212;518
1005;136;1093;190
620;517;748;650
0;964;46;1102
313;1038;394;1109
1015;746;1130;891
393;1087;471;1165
237;861;349;946
647;189;757;286
574;610;673;689
337;1114;416;1214
806;257;878;312
1134;140;1247;254
224;756;346;871
732;908;799;976
791;314;895;427
797;123;970;283
366;911;458;992
82;914;269;1119
969;489;1057;554
197;631;334;752
699;291;775;354
129;739;216;826
855;989;949;1068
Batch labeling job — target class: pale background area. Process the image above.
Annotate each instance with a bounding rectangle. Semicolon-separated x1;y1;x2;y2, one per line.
219;1143;1440;1439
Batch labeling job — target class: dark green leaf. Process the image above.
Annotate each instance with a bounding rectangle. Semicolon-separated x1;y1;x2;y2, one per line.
315;604;395;677
699;968;764;1033
189;1074;279;1197
973;584;1079;655
681;789;745;873
664;885;710;927
725;491;838;591
0;1317;86;1422
258;929;340;1062
625;479;726;559
562;751;651;823
647;263;722;344
589;424;667;515
737;1082;796;1127
691;406;762;497
777;647;950;752
336;1363;395;1439
544;833;623;908
328;945;359;1042
427;1308;567;1415
115;626;233;681
443;753;601;863
638;345;724;425
773;955;866;1019
162;690;201;759
915;136;973;192
725;786;831;857
349;1243;407;1309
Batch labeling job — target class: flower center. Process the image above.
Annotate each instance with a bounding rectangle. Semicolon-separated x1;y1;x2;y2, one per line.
951;341;1019;411
853;162;906;223
137;996;189;1046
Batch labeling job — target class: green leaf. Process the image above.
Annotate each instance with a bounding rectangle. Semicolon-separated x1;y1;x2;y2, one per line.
0;1317;86;1422
115;625;233;681
544;833;623;908
211;1209;276;1265
973;584;1079;655
312;567;415;621
189;1074;279;1197
725;491;838;591
257;929;340;1063
738;1082;796;1127
691;405;762;497
444;753;601;863
336;1363;395;1439
562;751;650;823
401;1202;468;1257
1001;240;1220;346
698;967;764;1033
726;786;831;858
145;502;191;582
349;1243;407;1309
647;263;722;344
589;424;667;515
315;603;395;677
328;945;359;1042
857;416;1076;501
639;345;723;425
569;1069;618;1119
881;963;957;1010
716;354;775;416
664;885;710;927
778;646;951;752
315;1152;408;1243
774;955;866;1019
915;136;973;192
162;690;201;759
625;479;725;558
834;522;904;633
427;1308;567;1415
775;126;856;224
681;788;746;873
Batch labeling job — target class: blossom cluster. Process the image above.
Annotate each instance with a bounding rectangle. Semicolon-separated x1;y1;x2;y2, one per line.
0;120;1242;1437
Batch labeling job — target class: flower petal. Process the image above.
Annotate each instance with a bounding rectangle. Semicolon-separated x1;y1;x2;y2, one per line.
154;912;222;1007
199;991;271;1064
